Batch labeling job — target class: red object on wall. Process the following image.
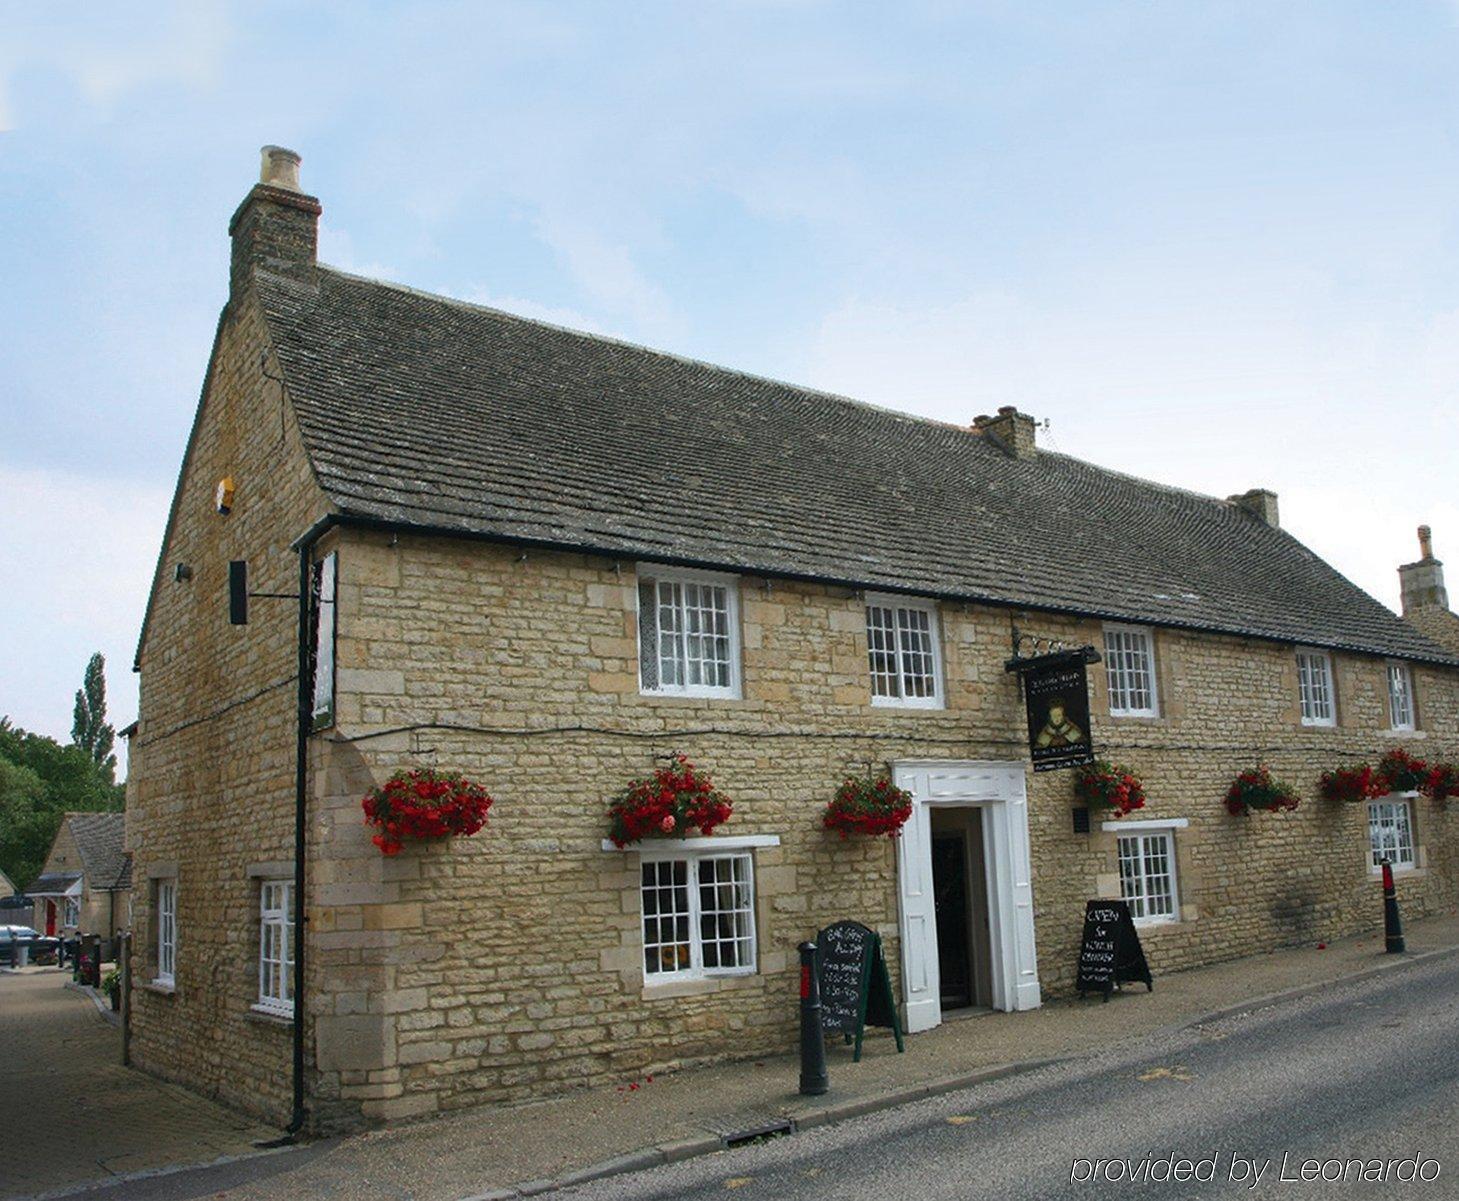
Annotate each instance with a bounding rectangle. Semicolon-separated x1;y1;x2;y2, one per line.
44;901;56;937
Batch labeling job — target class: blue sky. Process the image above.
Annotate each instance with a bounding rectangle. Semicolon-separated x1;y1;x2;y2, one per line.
3;2;1458;772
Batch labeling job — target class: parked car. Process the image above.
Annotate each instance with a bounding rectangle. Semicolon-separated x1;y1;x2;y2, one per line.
0;926;61;965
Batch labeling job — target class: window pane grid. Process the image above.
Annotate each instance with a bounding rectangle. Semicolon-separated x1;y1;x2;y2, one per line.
258;880;294;1013
1388;663;1414;730
642;854;755;979
1298;652;1334;724
1117;833;1176;922
1104;628;1155;715
865;602;939;704
157;882;176;983
641;574;736;695
1369;800;1415;870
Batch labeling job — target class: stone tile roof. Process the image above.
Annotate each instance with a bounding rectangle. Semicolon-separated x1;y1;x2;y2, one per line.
66;813;129;892
257;267;1457;666
27;872;81;897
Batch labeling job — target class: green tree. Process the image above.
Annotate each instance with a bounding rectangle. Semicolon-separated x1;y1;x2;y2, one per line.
0;717;124;889
71;652;117;781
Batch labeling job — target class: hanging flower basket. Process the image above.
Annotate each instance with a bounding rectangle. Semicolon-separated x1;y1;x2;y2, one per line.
1225;765;1300;815
1423;763;1459;804
1317;764;1382;804
1376;749;1430;794
362;768;494;856
1073;761;1146;817
823;774;914;839
607;756;733;848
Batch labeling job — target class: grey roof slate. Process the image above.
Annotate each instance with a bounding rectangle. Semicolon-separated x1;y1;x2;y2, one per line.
27;872;81;897
66;813;129;892
257;266;1456;666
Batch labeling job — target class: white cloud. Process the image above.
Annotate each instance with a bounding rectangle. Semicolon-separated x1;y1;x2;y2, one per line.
453;287;612;338
317;223;398;283
532;213;684;341
0;467;171;774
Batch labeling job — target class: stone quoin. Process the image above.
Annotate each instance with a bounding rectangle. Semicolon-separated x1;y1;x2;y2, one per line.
124;146;1459;1133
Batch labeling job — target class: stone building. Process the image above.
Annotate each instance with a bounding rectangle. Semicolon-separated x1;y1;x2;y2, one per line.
126;147;1459;1133
29;812;130;943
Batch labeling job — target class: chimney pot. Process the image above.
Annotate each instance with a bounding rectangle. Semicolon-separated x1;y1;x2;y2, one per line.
260;145;303;191
1419;524;1434;561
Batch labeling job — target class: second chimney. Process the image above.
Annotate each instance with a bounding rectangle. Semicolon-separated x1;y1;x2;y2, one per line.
1228;488;1280;528
227;145;322;301
973;406;1037;461
1400;525;1449;615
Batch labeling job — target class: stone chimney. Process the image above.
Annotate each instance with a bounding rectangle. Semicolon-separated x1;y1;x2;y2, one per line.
1400;525;1449;615
973;406;1037;461
228;145;321;300
1228;488;1280;528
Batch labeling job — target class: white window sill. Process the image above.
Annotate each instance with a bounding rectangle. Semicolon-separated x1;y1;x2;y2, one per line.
1102;817;1189;832
601;834;780;853
248;1003;294;1026
642;970;761;1000
1133;915;1180;929
1300;717;1336;728
870;696;945;711
142;979;175;995
638;687;742;701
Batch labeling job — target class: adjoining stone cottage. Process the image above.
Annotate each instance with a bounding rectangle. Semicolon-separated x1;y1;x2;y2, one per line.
28;811;130;946
125;146;1459;1133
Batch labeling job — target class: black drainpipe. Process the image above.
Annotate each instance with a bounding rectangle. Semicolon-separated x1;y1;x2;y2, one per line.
287;538;312;1137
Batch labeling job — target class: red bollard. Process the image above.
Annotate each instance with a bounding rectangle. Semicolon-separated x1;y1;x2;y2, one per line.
1382;859;1406;954
798;941;829;1096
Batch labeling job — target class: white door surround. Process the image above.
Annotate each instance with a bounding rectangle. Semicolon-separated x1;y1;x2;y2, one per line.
893;760;1041;1033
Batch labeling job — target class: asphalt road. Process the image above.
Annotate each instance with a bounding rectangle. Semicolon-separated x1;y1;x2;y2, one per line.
564;953;1459;1201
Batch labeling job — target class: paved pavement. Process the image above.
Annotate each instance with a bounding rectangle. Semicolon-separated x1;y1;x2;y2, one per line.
29;910;1459;1201
0;968;275;1200
569;951;1459;1200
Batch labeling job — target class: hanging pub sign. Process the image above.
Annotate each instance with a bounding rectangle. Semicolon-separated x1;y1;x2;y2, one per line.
1005;645;1099;772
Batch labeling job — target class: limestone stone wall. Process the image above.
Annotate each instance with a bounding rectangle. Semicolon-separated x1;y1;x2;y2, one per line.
308;530;1459;1127
125;289;331;1127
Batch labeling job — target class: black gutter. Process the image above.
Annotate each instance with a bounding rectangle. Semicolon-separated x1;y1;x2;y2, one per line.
287;534;315;1137
298;511;1459;670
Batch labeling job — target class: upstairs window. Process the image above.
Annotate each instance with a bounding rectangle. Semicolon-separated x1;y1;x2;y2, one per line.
641;852;756;980
1387;661;1416;732
1103;624;1159;717
637;568;740;698
257;880;294;1017
866;596;943;708
1296;649;1336;727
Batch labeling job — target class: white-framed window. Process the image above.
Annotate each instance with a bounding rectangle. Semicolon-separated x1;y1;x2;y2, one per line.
155;880;176;986
1116;829;1179;924
63;897;79;929
311;552;337;730
1387;661;1416;732
1296;649;1336;727
865;595;943;708
636;567;741;698
256;880;295;1016
1369;797;1416;872
1103;623;1159;717
640;851;756;981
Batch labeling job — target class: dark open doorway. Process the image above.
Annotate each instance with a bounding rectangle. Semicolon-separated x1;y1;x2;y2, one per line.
930;808;994;1011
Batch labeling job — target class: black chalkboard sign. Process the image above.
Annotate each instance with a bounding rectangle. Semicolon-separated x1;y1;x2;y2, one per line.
816;920;905;1061
1076;899;1153;1000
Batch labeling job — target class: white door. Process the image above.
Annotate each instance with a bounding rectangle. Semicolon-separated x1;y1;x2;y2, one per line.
893;761;1041;1032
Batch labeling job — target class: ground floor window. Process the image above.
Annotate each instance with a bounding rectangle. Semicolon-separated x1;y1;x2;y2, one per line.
257;880;294;1016
1369;797;1415;871
63;897;79;928
1117;830;1178;923
641;852;756;980
155;879;176;986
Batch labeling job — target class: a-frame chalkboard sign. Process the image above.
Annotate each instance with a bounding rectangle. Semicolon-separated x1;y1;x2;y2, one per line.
816;920;905;1062
1076;899;1154;1000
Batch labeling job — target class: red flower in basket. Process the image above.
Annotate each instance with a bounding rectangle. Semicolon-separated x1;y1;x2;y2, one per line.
1226;765;1300;815
1424;763;1459;804
1376;749;1430;794
1074;761;1147;817
823;775;914;839
607;757;733;848
1317;764;1382;804
362;769;494;856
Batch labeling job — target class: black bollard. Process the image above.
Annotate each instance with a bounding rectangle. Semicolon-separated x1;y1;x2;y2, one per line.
1382;859;1406;954
798;941;829;1096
